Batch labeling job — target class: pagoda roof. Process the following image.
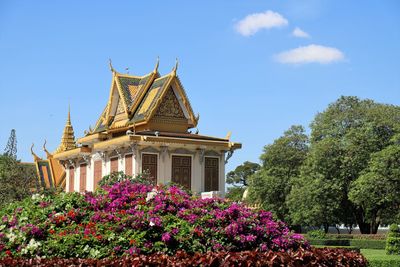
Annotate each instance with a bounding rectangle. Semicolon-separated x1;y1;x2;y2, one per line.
90;59;199;135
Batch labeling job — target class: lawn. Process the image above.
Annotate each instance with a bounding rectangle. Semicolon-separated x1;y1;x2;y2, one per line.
361;249;400;267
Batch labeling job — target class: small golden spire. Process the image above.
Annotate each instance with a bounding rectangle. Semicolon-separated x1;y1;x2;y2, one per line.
153;56;159;74
30;143;41;161
172;58;178;76
55;106;77;153
109;58;115;73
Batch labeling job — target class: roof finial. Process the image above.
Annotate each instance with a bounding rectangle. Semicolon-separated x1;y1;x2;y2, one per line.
43;139;52;158
67;104;71;124
172;58;178;76
153;56;159;73
30;143;41;161
109;58;115;73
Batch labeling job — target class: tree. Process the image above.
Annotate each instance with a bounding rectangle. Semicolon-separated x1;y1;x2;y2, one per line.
226;161;260;187
299;96;400;233
0;155;36;207
225;161;260;201
248;125;308;223
349;136;400;233
287;141;343;232
3;129;17;158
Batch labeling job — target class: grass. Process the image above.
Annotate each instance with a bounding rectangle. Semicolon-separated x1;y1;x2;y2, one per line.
361;249;400;267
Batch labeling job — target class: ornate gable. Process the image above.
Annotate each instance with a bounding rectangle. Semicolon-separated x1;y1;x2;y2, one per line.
154;87;186;119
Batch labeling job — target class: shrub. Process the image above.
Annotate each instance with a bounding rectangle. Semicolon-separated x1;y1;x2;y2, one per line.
308;239;386;249
0;179;308;258
307;229;326;239
351;240;386;250
386;224;400;255
325;234;387;240
0;247;368;266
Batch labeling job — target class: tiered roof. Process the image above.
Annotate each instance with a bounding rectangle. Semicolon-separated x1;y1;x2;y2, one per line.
90;59;199;135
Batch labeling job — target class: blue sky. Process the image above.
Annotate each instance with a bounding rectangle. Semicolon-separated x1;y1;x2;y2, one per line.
0;1;399;173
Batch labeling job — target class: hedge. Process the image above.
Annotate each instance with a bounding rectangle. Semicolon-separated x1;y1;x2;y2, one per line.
0;248;368;266
325;234;387;240
309;239;386;249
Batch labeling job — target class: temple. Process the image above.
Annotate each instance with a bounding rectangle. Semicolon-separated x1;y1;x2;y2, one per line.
31;59;241;195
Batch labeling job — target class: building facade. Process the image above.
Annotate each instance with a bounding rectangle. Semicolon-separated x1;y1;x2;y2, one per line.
32;59;241;195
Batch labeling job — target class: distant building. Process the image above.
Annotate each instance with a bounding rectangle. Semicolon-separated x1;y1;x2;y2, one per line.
31;59;241;194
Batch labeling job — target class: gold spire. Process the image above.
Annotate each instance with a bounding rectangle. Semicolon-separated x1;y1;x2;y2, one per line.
172;58;178;76
109;58;115;73
153;56;159;74
55;106;77;153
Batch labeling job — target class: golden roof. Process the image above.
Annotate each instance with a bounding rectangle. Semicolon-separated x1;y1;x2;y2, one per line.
89;58;199;135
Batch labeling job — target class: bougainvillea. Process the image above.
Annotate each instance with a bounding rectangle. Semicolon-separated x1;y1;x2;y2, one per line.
0;174;308;259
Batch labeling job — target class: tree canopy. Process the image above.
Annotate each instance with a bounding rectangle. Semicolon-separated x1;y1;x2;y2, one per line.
244;96;400;233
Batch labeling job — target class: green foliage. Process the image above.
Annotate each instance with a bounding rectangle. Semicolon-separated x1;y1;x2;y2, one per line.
286;96;400;233
308;239;386;249
307;229;326;239
225;186;245;202
386;224;400;255
226;161;260;187
3;129;17;159
0;155;36;207
248;125;308;223
98;171;151;187
349;144;400;230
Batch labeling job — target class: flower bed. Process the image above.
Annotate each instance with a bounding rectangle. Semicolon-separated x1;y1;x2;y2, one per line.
0;247;367;266
0;176;308;258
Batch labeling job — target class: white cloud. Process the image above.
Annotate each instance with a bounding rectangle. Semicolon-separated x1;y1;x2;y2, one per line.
292;27;310;38
275;44;345;64
235;10;288;36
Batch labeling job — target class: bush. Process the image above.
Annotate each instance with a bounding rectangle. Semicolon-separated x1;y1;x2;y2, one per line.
0;248;368;266
309;239;386;249
386;224;400;255
325;234;387;240
307;229;326;239
0;179;308;258
351;240;386;250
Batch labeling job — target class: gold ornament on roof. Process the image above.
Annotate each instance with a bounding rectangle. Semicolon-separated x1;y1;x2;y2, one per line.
55;106;77;153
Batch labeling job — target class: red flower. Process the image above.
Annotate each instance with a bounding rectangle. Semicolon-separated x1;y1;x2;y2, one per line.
49;229;55;234
96;235;102;240
5;250;12;256
129;239;135;245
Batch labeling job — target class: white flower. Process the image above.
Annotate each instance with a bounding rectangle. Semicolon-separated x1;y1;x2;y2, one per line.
26;239;41;251
146;189;158;202
149;221;155;227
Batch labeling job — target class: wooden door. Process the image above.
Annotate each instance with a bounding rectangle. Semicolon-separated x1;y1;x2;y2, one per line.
205;157;219;192
110;157;118;173
69;166;74;192
172;156;191;189
93;160;102;189
142;154;157;184
125;154;133;176
79;164;87;192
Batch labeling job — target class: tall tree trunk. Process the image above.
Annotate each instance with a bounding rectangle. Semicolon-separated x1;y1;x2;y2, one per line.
323;223;329;233
354;208;371;234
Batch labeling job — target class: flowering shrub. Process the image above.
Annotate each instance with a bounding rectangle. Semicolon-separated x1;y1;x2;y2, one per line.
0;176;308;258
